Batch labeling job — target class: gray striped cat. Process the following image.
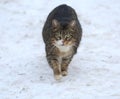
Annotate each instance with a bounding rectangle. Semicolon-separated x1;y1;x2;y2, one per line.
42;4;82;80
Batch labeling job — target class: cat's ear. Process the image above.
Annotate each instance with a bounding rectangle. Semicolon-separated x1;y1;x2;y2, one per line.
69;20;76;30
52;19;60;30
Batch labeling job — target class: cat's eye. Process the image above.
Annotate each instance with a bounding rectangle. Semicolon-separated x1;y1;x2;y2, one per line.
65;34;72;40
57;37;61;40
55;34;61;40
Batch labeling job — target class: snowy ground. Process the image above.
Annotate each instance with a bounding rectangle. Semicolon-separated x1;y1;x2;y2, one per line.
0;0;120;99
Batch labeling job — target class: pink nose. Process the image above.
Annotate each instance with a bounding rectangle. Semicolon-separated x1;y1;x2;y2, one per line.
60;40;64;46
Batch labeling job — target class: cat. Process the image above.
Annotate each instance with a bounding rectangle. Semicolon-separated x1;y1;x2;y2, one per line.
42;4;82;80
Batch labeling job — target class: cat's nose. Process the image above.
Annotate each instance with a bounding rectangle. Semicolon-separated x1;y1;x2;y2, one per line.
60;40;64;46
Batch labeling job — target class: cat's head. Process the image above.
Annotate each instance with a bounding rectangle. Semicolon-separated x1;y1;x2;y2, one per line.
51;19;76;47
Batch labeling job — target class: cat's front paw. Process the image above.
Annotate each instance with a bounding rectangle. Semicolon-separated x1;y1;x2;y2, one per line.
62;71;68;76
54;74;62;80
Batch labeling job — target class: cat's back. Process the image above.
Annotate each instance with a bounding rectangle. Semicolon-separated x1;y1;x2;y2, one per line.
48;4;77;21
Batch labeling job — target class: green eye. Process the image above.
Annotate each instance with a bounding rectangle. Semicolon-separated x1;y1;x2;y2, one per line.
65;34;72;39
67;34;71;37
55;33;61;40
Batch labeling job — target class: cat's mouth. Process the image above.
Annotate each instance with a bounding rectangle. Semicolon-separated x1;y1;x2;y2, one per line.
56;40;64;46
54;40;72;52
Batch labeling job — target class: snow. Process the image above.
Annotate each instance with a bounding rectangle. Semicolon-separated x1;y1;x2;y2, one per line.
0;0;120;99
